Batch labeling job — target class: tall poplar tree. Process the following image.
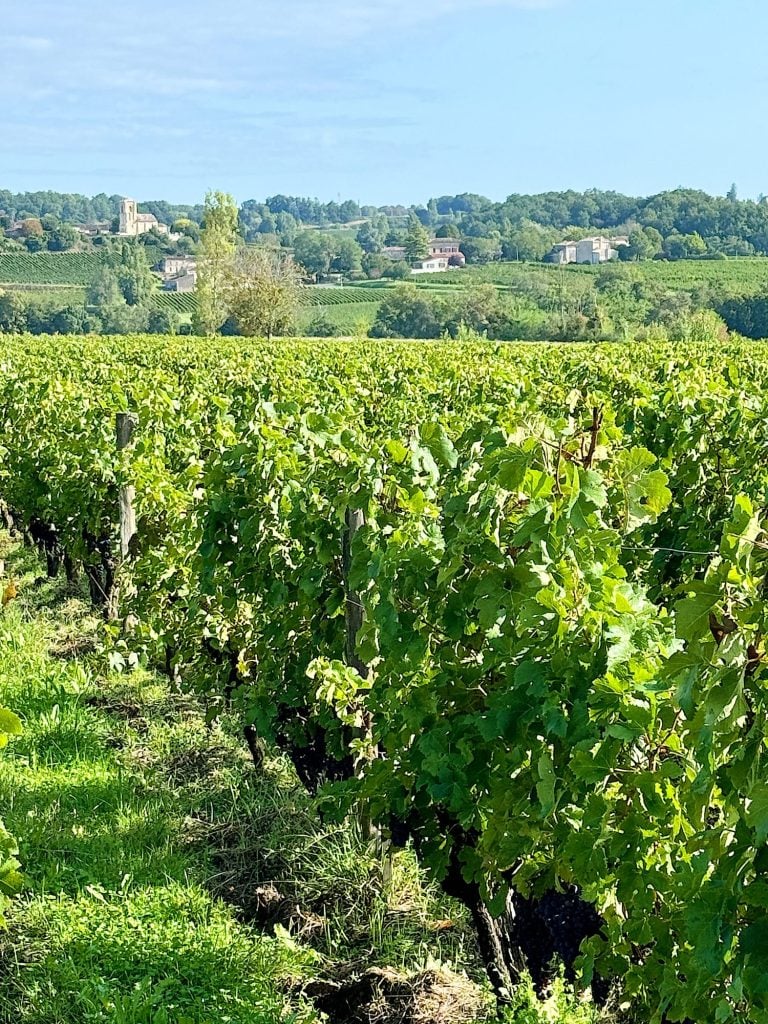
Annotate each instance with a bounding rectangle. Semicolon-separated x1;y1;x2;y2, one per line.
196;190;239;334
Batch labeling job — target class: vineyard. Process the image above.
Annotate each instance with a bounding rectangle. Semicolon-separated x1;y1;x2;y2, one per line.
302;286;385;306
5;256;767;344
2;333;768;1021
298;300;381;332
151;287;381;318
0;285;89;305
434;257;768;295
153;290;198;315
0;252;105;286
153;288;384;331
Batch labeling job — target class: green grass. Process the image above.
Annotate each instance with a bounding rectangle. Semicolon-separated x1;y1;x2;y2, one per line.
0;551;309;1022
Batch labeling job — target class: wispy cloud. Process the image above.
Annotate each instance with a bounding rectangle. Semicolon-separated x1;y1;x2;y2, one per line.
0;34;53;51
109;70;242;97
1;0;567;100
169;0;566;44
0;0;570;202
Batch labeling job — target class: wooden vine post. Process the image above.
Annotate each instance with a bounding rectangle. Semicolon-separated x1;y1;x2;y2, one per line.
110;411;138;620
343;507;367;679
117;412;138;559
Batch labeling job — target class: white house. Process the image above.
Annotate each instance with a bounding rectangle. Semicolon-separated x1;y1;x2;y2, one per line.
384;238;466;270
412;254;451;274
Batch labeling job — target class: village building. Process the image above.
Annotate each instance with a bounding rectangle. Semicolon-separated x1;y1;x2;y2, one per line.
383;245;407;261
547;235;628;265
162;270;197;293
428;238;466;265
157;256;197;278
412;254;451;274
74;221;112;237
383;237;466;271
118;198;171;237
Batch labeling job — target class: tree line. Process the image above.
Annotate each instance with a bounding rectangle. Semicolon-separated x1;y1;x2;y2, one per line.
6;188;768;342
7;185;768;264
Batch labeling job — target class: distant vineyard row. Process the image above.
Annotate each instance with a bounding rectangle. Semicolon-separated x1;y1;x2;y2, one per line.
440;256;768;295
0;253;105;286
153;289;384;318
153;292;197;314
301;286;384;306
297;300;381;331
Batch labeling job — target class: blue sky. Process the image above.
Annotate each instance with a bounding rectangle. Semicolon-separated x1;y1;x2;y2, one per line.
1;0;765;206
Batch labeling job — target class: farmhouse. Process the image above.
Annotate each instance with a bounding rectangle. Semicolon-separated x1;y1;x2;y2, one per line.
157;256;197;278
383;238;466;271
547;236;628;265
412;254;451;274
118;198;170;237
428;238;466;265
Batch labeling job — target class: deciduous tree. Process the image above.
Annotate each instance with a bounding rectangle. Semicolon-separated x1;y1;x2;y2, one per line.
293;231;333;278
223;248;301;340
330;236;363;275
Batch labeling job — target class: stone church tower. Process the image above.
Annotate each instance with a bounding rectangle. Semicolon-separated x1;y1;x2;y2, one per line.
117;197;169;237
119;198;138;235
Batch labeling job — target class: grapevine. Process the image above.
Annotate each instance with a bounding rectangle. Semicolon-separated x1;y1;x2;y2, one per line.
0;333;767;1021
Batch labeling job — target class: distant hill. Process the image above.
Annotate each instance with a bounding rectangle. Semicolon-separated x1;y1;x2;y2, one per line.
4;186;768;259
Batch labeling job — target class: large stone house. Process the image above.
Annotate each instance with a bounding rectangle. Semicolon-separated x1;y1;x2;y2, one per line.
158;256;197;277
383;237;466;271
547;236;628;265
428;238;465;265
119;198;170;237
155;257;198;292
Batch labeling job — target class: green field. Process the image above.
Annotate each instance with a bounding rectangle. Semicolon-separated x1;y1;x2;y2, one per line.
3;251;768;298
153;289;381;331
297;299;381;332
152;290;197;315
302;285;381;305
